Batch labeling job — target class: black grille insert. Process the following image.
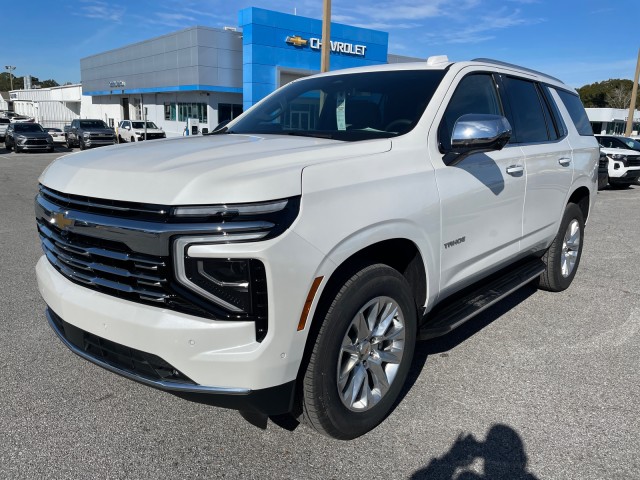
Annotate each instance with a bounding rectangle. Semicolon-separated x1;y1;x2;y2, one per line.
49;309;196;385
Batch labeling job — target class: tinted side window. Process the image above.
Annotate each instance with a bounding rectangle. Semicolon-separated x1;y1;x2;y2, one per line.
541;85;568;137
440;73;502;150
555;89;593;136
502;77;548;144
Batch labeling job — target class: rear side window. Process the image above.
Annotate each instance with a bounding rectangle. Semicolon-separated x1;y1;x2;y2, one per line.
502;77;549;144
555;89;593;136
0;118;10;124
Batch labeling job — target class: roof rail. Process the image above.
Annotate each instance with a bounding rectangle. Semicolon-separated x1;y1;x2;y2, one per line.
472;58;564;84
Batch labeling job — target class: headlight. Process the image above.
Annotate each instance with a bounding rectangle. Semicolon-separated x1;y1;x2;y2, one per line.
46;136;53;143
611;154;627;161
135;131;142;136
16;135;27;144
83;132;90;138
178;257;258;313
172;197;299;319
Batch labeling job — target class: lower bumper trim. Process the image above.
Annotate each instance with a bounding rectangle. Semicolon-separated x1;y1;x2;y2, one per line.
45;307;295;415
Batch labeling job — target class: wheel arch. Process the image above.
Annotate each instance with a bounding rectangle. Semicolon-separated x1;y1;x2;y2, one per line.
567;186;590;221
293;237;427;418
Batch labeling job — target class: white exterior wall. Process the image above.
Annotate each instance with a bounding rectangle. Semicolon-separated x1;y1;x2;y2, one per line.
586;107;640;135
9;84;82;128
83;91;242;137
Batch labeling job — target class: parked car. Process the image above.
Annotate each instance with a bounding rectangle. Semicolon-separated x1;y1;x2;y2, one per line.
5;122;54;152
65;119;116;150
35;57;597;439
116;120;166;142
596;134;640;153
43;127;66;144
598;146;640;188
0;117;10;142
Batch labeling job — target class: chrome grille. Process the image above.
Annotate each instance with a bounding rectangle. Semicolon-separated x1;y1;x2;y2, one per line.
26;139;48;145
37;219;172;305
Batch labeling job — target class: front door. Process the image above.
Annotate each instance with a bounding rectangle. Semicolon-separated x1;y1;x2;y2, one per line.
431;71;526;298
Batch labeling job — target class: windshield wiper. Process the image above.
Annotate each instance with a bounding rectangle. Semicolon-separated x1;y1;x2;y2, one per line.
284;131;334;139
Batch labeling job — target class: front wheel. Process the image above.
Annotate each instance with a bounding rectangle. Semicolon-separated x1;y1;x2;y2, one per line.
301;264;417;439
79;138;86;150
538;203;584;292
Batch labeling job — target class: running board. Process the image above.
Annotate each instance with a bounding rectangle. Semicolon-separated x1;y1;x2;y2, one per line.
418;258;545;340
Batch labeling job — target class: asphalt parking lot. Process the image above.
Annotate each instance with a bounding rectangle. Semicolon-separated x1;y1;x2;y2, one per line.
1;149;639;479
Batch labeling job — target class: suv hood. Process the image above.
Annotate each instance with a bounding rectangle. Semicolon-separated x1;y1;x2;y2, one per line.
599;147;639;156
40;134;391;204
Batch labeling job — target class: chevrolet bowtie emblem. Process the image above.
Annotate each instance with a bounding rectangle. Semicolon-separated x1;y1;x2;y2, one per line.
286;35;308;47
51;211;74;230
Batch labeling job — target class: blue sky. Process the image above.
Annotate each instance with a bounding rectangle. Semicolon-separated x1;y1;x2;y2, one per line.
5;0;638;88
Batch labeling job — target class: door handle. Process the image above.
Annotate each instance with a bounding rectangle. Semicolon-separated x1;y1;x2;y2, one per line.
558;157;571;167
506;165;524;175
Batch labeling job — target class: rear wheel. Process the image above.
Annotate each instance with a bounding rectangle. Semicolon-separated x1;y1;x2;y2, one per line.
538;203;584;292
301;264;417;439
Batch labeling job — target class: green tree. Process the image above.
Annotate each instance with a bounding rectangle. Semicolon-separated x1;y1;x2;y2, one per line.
578;79;639;109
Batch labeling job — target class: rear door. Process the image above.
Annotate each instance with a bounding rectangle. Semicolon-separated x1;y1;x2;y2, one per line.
499;76;574;254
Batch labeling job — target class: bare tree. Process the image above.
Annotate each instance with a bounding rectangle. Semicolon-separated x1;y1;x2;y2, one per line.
606;85;632;109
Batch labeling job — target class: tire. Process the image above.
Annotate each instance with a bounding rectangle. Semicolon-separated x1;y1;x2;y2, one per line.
538;203;584;292
47;146;54;153
301;263;417;439
79;138;85;150
130;136;135;142
5;141;11;151
15;146;22;153
65;138;72;149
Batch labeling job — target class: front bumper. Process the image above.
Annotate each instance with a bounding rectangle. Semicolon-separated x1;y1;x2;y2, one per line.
609;167;640;184
36;221;327;401
46;307;294;414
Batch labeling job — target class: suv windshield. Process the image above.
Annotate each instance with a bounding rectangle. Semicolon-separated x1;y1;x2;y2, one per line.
14;123;44;133
79;120;108;129
131;121;158;129
228;70;446;141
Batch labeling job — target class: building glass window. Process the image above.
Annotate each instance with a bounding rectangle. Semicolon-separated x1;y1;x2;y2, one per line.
176;103;208;123
164;103;175;121
218;104;243;124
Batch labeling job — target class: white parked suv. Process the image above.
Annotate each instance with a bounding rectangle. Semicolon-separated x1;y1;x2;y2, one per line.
116;120;166;142
35;57;598;439
595;135;640;188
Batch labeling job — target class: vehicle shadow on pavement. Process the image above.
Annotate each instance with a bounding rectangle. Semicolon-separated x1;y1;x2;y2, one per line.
411;424;539;480
397;282;538;405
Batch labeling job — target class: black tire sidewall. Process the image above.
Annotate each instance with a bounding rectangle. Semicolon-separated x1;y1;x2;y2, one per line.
305;264;417;439
548;203;584;290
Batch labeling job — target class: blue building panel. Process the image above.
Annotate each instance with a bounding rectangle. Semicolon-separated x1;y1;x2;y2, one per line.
239;7;389;107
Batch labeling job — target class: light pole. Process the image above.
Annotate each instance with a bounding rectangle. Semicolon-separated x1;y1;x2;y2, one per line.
5;65;16;90
321;0;331;72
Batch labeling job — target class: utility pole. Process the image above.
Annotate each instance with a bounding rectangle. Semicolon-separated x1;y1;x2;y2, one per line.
5;65;16;90
625;48;640;137
321;0;331;72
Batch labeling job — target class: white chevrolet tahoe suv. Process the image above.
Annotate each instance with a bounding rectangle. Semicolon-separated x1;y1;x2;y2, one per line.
35;58;598;439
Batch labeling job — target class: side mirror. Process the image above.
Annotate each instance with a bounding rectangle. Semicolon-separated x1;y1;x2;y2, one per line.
445;114;512;166
125;126;131;130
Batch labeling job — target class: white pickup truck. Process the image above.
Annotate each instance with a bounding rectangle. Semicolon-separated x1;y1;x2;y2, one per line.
35;57;598;439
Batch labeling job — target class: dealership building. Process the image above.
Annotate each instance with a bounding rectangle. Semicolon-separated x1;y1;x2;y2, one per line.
75;7;417;137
